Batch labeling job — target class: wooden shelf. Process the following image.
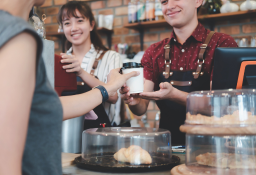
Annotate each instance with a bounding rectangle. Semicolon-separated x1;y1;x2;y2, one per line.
123;10;256;51
123;10;256;29
198;9;256;20
97;27;113;33
124;19;168;29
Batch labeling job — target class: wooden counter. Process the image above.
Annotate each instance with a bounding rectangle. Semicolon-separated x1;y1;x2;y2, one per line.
62;153;185;175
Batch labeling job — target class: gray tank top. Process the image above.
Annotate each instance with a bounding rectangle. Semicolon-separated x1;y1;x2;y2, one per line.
0;10;63;175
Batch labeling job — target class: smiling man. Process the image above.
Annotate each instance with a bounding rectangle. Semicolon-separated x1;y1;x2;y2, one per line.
120;0;238;144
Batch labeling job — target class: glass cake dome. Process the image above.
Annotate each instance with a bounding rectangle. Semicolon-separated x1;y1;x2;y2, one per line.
172;89;256;175
81;127;171;166
186;89;256;125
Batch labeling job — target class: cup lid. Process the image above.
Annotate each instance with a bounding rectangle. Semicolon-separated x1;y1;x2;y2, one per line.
122;62;143;69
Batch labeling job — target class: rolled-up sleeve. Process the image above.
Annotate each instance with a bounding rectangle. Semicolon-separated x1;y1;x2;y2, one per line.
141;45;155;83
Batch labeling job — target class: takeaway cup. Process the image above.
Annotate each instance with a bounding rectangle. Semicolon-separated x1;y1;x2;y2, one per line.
121;62;144;94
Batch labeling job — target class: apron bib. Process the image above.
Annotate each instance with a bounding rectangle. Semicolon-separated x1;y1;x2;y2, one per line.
156;31;215;145
61;51;111;130
61;76;111;130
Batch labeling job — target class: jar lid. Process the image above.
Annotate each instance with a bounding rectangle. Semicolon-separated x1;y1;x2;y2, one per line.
122;62;143;69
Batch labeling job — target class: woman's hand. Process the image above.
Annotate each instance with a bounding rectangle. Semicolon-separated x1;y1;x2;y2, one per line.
60;53;83;76
104;68;140;97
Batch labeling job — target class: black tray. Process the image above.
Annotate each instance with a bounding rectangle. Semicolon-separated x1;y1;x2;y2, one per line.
74;152;180;173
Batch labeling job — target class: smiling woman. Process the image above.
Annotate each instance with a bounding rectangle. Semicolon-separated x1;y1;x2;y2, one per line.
57;1;123;127
58;1;107;52
0;0;139;174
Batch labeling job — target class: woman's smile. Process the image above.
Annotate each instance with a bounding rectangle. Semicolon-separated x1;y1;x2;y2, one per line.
71;32;82;39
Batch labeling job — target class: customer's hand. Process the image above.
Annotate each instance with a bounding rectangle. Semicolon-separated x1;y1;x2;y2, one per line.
120;85;141;106
60;53;83;76
139;82;174;101
105;68;139;97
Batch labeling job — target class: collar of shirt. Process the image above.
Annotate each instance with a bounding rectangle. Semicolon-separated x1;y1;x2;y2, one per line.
168;22;206;44
66;44;95;55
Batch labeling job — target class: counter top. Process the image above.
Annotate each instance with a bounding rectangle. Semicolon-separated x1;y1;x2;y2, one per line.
62;153;185;175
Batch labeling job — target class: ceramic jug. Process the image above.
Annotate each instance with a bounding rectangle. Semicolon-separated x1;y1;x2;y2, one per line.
240;0;256;11
220;0;239;13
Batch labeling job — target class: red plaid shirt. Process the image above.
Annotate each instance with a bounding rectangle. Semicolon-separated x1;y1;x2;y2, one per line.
141;23;238;90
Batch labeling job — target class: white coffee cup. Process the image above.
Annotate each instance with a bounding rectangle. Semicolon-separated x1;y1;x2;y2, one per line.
122;62;144;94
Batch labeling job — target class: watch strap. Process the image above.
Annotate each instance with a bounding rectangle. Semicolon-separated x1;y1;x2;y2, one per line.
93;85;109;103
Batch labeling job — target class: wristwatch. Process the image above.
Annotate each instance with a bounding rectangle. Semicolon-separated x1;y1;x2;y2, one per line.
93;85;109;103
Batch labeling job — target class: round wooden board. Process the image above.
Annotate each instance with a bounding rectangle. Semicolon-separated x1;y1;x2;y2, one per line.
180;124;256;135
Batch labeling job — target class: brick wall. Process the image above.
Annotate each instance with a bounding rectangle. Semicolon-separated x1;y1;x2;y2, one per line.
39;0;256;125
40;0;256;52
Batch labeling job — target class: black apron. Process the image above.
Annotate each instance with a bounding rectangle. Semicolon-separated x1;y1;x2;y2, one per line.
61;76;111;130
156;31;215;145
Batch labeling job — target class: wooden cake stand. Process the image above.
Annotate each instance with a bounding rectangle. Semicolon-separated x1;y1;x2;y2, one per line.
171;164;210;175
171;124;256;175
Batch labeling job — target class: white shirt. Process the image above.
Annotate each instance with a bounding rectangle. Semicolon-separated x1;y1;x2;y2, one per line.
67;44;122;125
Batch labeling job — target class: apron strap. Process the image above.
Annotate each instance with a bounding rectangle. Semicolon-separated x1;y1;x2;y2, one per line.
77;51;106;85
163;44;172;79
193;31;215;79
170;80;192;86
90;51;106;76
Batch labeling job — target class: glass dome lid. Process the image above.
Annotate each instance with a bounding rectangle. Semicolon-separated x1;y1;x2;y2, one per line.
186;89;256;126
84;127;170;136
189;89;256;96
81;127;172;167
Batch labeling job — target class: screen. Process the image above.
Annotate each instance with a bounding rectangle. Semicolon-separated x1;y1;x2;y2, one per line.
212;47;256;90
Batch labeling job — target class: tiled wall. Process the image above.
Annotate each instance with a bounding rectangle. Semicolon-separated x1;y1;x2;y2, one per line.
39;0;256;125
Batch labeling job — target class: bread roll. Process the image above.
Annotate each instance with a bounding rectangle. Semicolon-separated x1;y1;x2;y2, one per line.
114;145;152;164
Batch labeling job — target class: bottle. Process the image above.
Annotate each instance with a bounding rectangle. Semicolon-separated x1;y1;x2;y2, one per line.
146;0;155;21
128;0;137;23
137;0;146;22
155;0;163;20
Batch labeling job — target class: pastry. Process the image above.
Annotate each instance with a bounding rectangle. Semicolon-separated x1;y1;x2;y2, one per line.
113;148;128;162
196;152;256;169
196;152;229;168
114;145;152;164
186;111;256;125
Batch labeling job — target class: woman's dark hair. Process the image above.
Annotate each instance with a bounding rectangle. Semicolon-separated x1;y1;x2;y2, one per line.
58;1;108;52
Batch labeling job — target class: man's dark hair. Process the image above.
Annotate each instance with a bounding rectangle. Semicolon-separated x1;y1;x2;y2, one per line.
197;5;201;13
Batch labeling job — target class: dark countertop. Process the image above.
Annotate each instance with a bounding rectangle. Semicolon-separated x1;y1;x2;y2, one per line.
62;153;185;175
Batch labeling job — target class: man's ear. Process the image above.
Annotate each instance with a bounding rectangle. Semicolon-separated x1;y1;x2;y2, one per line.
90;20;95;31
196;0;204;8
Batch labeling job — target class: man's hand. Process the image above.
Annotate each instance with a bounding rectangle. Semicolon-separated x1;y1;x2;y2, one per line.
119;79;154;115
120;85;141;106
139;82;174;101
60;53;83;76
